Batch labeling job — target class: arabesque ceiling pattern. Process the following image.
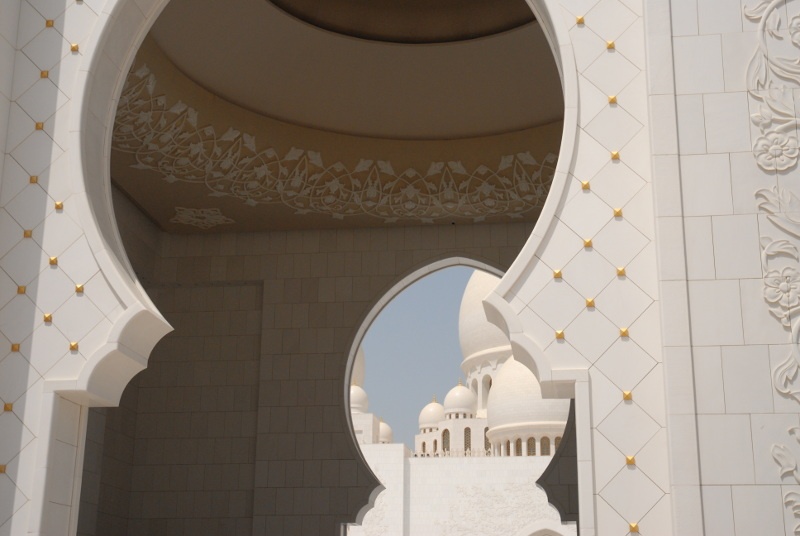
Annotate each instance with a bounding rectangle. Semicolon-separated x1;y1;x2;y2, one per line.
110;38;563;233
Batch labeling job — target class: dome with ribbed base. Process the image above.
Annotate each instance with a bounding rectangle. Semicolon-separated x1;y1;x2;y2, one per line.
350;385;369;414
487;357;568;431
418;398;445;430
443;383;477;416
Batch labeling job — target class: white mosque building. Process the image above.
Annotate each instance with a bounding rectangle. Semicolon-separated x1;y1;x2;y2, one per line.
348;271;575;536
2;0;798;533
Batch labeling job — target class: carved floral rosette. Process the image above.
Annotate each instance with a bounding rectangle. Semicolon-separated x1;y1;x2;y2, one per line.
746;1;800;172
757;187;800;535
113;65;558;224
747;1;800;530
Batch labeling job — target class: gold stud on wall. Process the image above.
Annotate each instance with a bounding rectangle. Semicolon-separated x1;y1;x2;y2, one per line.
3;403;11;412
613;208;623;217
45;19;54;27
611;151;620;160
553;269;562;279
626;455;636;465
75;284;84;294
608;95;617;104
40;70;48;78
584;238;593;248
70;43;79;52
29;175;38;184
43;313;52;323
555;330;565;340
607;40;615;49
0;465;5;474
11;343;19;352
55;201;63;210
581;181;590;190
623;390;633;401
576;15;585;25
16;286;25;294
69;342;79;351
629;522;639;533
617;266;626;276
35;122;43;131
620;327;629;337
586;298;595;308
49;257;57;266
23;230;32;238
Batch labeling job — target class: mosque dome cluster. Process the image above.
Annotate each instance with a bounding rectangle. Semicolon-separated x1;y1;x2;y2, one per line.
349;270;568;457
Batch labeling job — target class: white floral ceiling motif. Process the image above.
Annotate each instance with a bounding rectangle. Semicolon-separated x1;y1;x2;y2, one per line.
113;65;557;224
170;207;235;229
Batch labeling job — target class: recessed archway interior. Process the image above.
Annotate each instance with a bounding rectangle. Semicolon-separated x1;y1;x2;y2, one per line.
74;0;567;533
347;265;575;535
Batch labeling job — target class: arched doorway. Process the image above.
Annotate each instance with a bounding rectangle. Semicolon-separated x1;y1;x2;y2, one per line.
31;0;588;532
345;263;574;534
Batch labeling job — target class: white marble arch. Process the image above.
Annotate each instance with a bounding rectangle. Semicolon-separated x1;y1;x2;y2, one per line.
36;0;595;533
342;256;505;487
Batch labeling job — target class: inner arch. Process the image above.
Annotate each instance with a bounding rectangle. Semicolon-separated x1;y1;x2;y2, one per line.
69;0;575;534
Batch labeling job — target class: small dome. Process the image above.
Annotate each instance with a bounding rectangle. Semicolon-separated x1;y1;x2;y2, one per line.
351;346;366;387
379;421;393;444
350;385;369;413
487;357;569;431
418;397;445;430
443;383;477;415
459;271;512;373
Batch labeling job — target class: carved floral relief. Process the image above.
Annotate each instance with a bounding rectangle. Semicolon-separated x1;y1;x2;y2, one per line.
746;1;800;172
113;65;558;225
748;2;800;532
170;207;235;229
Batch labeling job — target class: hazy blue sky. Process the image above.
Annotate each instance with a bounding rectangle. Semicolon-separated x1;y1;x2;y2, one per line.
361;265;477;448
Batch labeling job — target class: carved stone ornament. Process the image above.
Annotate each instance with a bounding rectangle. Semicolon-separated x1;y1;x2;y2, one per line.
112;65;557;224
747;4;800;529
433;478;568;536
361;489;388;536
746;1;800;172
170;207;235;229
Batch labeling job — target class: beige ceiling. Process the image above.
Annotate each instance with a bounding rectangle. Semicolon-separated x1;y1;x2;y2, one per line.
148;0;563;139
111;3;564;234
265;0;534;43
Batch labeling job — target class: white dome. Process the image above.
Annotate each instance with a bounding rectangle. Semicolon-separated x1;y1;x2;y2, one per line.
418;398;445;430
486;357;569;431
350;385;369;413
351;346;366;387
379;421;393;444
443;383;477;415
459;271;512;373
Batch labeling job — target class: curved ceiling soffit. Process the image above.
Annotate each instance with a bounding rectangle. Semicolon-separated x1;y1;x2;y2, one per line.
344;257;506;521
112;44;562;230
147;0;563;140
264;0;535;44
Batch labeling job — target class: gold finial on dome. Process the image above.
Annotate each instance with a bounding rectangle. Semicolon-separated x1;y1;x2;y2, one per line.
432;395;437;403
458;378;463;386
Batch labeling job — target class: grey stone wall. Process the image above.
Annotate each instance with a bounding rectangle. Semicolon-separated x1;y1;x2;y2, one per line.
79;219;532;535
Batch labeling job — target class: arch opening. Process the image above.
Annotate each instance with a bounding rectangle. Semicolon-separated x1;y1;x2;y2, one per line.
346;264;575;534
60;0;587;533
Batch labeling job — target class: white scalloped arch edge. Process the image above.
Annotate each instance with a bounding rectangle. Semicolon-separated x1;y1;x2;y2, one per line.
484;0;580;396
46;0;583;531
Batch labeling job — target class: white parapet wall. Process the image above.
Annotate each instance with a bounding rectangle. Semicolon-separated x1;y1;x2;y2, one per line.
351;443;576;536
